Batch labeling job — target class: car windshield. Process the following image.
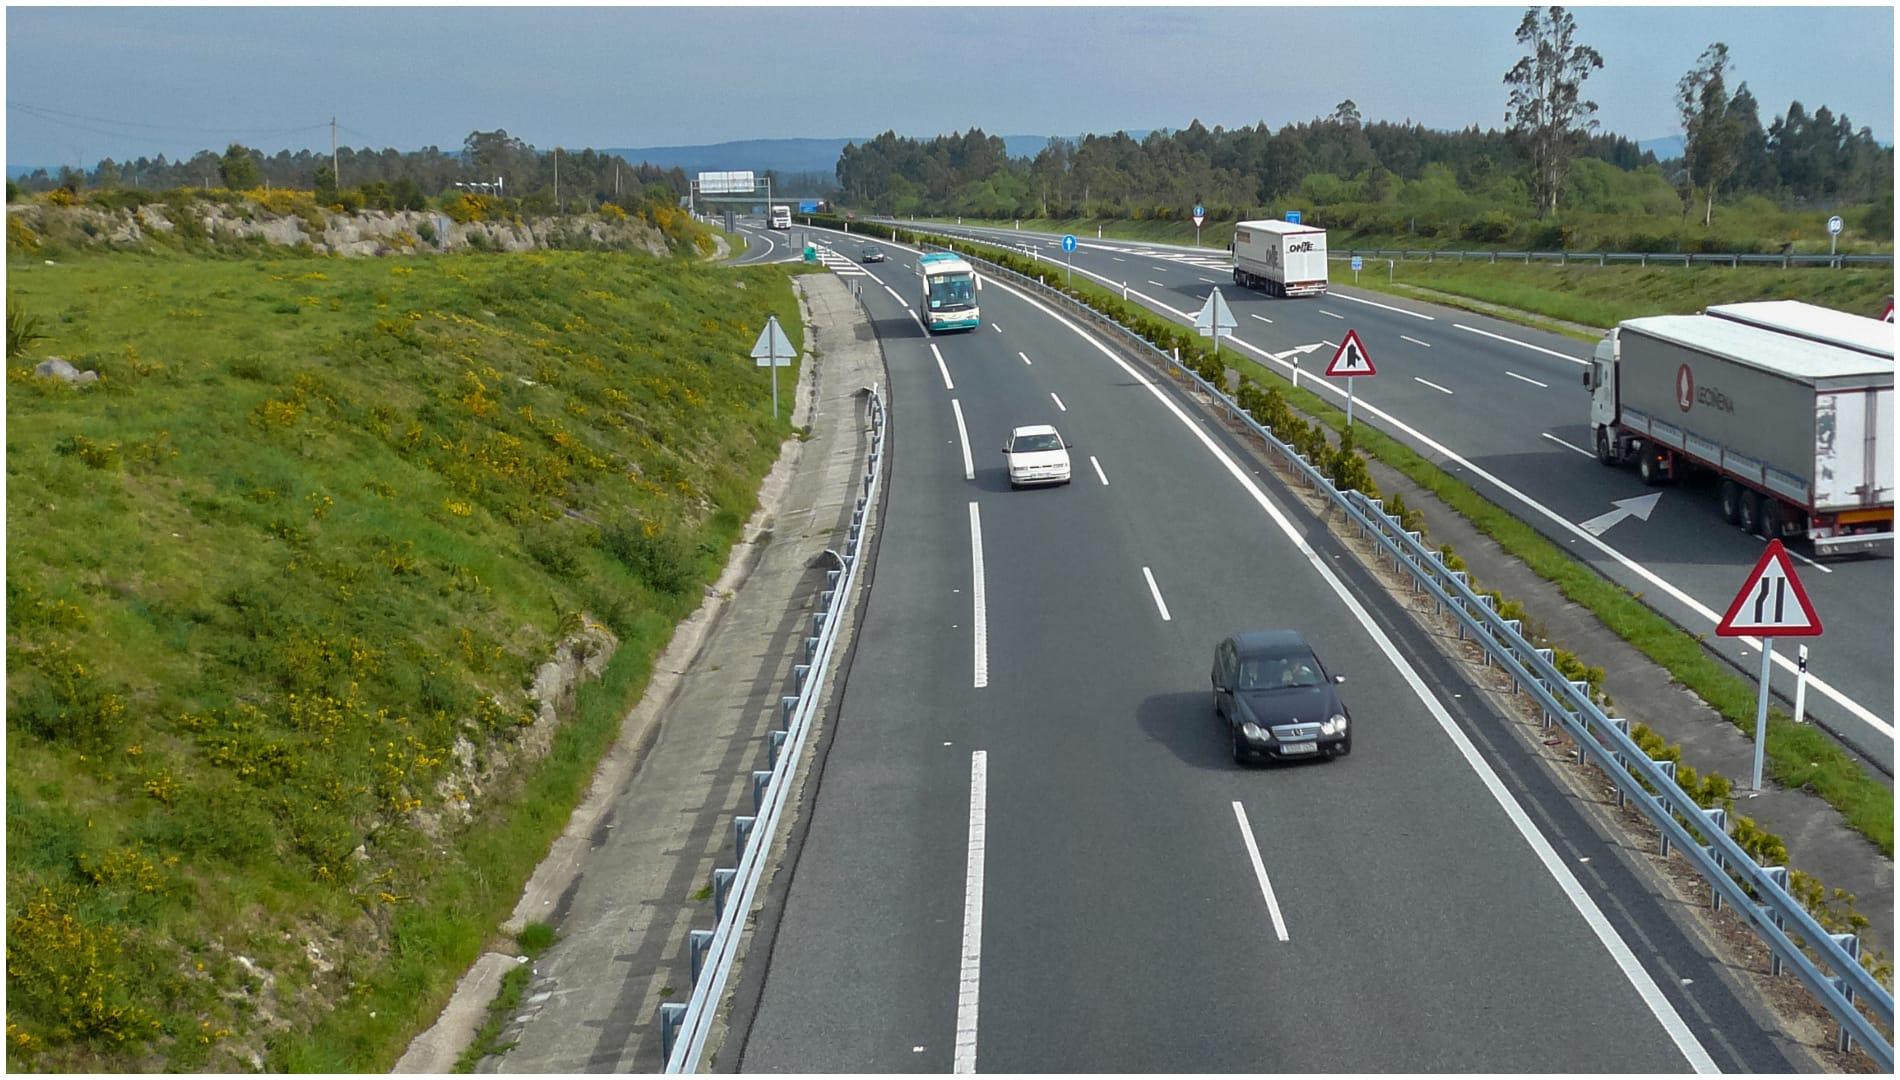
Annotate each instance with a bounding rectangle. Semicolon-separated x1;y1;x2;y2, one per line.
1012;433;1063;453
1238;652;1323;690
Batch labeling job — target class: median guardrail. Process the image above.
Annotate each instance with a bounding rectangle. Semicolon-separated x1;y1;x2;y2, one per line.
900;229;1893;1069
656;352;886;1071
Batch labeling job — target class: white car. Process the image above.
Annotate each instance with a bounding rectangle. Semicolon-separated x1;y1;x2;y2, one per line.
1002;424;1073;487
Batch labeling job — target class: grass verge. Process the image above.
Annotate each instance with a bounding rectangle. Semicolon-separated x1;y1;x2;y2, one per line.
837;216;1892;857
5;247;803;1069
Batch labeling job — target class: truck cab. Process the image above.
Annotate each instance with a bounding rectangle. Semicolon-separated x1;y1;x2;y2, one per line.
1585;329;1619;459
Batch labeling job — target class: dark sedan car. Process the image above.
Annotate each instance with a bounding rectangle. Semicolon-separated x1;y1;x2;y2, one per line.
1211;630;1351;764
860;246;887;263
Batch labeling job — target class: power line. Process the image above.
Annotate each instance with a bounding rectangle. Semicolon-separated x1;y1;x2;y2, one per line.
8;100;329;138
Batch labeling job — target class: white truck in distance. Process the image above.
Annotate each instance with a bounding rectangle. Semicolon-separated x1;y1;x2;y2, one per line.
1585;308;1894;556
1231;219;1328;297
768;204;792;230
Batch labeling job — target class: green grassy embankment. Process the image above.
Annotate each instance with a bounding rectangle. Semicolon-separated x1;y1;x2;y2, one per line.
1343;260;1895;333
5;247;804;1070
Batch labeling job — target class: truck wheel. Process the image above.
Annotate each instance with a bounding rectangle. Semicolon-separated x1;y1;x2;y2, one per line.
1595;428;1617;466
1638;447;1666;486
1761;499;1786;540
1719;481;1742;524
1738;491;1761;535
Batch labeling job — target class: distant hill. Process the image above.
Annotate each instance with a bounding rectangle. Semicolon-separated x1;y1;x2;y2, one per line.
1639;135;1685;162
602;133;1148;177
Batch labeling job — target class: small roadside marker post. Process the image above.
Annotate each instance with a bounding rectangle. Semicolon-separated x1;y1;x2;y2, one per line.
1715;539;1823;792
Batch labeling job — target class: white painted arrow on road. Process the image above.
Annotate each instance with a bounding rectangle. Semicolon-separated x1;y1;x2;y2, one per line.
1579;492;1663;536
1270;343;1327;361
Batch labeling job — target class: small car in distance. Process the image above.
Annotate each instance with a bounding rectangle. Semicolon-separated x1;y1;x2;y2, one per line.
1002;425;1072;487
1211;630;1351;765
860;245;887;263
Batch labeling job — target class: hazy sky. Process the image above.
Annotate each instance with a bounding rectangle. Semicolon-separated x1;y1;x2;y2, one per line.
6;4;1894;168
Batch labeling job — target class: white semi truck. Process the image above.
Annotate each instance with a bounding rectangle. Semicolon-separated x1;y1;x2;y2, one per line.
1585;311;1894;555
1230;219;1328;297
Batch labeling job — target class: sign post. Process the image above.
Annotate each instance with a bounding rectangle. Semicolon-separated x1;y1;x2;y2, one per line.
750;315;797;419
1715;539;1823;792
1193;287;1237;358
1827;214;1843;258
1192;203;1205;247
1061;233;1077;284
1351;254;1363;283
1324;329;1376;426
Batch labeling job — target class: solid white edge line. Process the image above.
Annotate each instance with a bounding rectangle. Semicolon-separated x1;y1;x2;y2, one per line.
1541;432;1595;459
1400;334;1434;348
1456;322;1590;367
1091;455;1108;485
1507;370;1549;388
980;272;1720;1073
1019;351;1032;366
1050;392;1067;413
954;750;987;1074
1413;376;1454;395
1231;801;1290;942
1141;566;1172;621
951;399;975;480
932;342;955;391
807;223;1887;735
1787;547;1834;573
969;502;987;689
1332;290;1436;320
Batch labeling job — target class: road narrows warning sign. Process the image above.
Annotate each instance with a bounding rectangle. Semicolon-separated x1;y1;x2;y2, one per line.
1716;539;1822;637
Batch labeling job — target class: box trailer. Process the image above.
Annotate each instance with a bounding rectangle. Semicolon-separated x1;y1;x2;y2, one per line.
1230;219;1328;298
1585;314;1893;556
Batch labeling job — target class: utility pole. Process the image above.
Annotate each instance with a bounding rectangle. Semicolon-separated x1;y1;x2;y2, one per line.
330;117;339;189
615;162;620;198
554;147;561;214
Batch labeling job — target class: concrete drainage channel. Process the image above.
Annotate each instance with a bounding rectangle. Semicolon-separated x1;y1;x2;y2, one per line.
912;241;1894;1070
656;370;887;1072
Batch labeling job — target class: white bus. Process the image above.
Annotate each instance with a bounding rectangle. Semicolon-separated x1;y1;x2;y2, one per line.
768;204;792;230
917;252;981;333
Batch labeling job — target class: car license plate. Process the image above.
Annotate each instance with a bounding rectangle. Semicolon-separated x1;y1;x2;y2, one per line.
1280;741;1319;755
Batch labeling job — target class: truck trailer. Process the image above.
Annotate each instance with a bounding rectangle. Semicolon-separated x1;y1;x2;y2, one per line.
1585;314;1894;556
1705;300;1894;360
1230;220;1328;298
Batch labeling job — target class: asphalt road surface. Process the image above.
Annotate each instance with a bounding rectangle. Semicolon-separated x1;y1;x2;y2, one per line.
892;219;1893;775
729;228;1805;1073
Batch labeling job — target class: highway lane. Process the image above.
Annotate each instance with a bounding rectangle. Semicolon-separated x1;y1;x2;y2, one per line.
902;220;1894;771
738;232;1799;1072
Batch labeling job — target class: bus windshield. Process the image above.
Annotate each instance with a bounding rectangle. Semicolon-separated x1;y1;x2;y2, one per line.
927;272;975;311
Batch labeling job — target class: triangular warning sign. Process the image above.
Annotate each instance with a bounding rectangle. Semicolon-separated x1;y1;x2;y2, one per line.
1715;539;1822;637
1882;298;1894;324
1325;329;1376;377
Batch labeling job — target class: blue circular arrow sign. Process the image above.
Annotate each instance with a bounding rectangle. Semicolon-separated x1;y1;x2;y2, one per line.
1061;234;1077;253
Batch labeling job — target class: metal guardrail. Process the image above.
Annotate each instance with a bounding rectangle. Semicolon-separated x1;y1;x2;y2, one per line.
1333;247;1891;269
905;229;1894;1069
656;358;887;1071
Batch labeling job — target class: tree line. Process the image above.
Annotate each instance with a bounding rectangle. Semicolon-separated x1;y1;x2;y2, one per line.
10;129;695;217
835;6;1890;229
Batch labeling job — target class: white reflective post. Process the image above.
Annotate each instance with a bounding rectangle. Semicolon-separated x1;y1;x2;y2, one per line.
1793;644;1809;725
